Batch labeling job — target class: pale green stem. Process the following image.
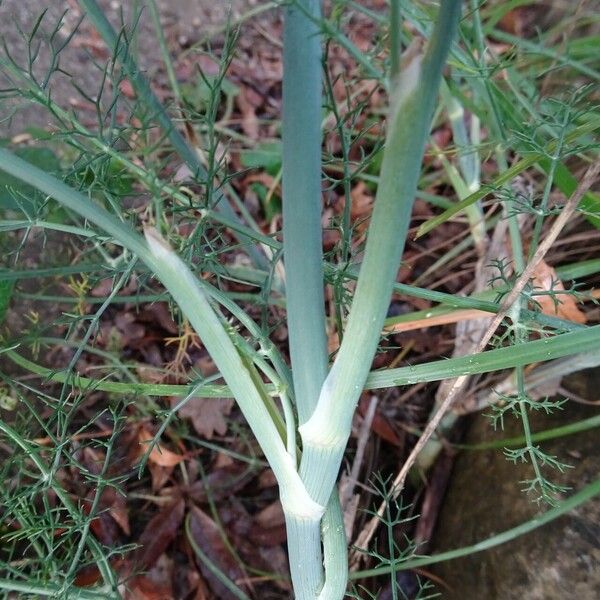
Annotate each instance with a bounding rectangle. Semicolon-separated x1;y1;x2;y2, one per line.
285;514;324;600
442;82;485;251
282;0;328;425
280;388;298;465
141;235;320;517
318;493;348;600
282;1;346;597
299;0;463;506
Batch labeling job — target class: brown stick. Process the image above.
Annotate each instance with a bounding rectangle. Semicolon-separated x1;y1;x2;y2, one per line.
384;308;491;333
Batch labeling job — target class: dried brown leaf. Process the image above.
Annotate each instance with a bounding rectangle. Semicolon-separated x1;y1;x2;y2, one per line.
87;486;130;544
247;523;287;547
133;499;185;571
108;492;130;536
187;463;254;504
177;397;234;440
358;396;403;447
74;558;129;588
257;470;277;489
236;87;260;139
115;312;146;344
126;555;174;600
138;426;186;467
532;260;586;324
256;546;291;592
119;79;136;99
138;303;178;334
148;462;175;493
188;505;249;599
347;181;374;221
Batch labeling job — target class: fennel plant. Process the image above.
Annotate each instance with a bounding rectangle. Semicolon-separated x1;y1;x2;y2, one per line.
1;0;600;598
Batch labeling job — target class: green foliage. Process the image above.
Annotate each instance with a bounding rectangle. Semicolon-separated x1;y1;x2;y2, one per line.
181;72;239;111
240;140;283;173
0;0;599;599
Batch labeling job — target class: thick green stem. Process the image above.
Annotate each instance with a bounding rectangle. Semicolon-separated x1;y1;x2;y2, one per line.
300;0;463;506
282;2;347;598
282;0;328;425
286;515;324;600
318;493;348;600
